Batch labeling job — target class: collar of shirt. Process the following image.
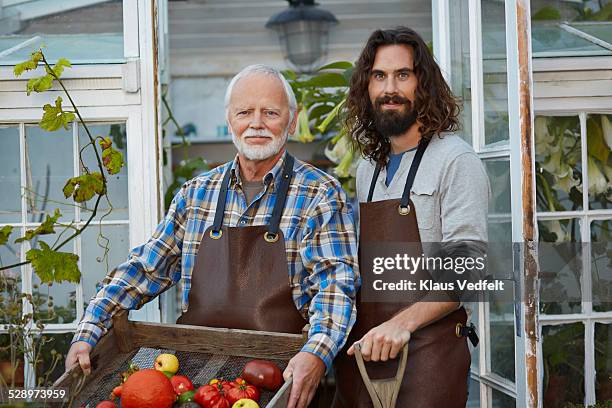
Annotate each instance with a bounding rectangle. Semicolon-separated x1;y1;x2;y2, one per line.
229;149;289;192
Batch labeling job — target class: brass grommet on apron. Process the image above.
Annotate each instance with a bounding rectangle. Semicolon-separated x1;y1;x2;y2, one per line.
398;205;411;215
264;232;279;243
209;229;223;239
455;323;463;338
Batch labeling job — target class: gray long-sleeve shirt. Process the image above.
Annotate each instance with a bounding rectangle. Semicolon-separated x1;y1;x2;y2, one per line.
356;133;491;310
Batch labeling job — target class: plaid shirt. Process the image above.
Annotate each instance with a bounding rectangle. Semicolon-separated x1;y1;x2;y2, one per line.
74;151;360;370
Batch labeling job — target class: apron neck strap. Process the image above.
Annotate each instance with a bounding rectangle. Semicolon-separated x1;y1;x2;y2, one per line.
211;154;295;235
211;165;234;233
366;138;430;206
268;154;295;237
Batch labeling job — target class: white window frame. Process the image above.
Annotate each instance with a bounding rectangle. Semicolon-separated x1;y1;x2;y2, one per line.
0;0;163;386
433;0;536;406
535;110;612;407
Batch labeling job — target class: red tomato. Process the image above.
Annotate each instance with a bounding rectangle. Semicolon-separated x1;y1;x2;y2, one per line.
241;360;284;391
111;385;122;398
96;402;117;408
194;381;232;408
170;375;195;395
226;378;261;405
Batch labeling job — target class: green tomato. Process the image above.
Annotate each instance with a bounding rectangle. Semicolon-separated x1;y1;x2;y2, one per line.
178;390;195;403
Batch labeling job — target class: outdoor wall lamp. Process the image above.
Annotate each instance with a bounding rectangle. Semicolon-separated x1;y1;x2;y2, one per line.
266;0;338;73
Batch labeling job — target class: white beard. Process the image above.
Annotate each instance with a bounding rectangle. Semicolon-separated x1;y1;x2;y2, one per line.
231;127;288;161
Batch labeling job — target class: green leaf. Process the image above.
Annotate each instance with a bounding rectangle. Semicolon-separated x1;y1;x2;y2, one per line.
317;61;353;71
50;58;71;78
63;173;105;203
13;50;43;77
304;72;348;88
15;209;61;243
99;137;125;175
0;226;14;246
532;5;561;20
40;97;75;131
26;242;80;284
26;74;53;95
282;69;297;81
317;98;346;133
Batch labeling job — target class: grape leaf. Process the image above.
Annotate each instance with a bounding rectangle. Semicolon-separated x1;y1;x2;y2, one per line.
40;97;75;131
0;226;13;246
13;50;43;77
62;172;105;203
15;209;61;243
26;74;53;95
26;242;80;284
99;137;125;175
49;58;71;78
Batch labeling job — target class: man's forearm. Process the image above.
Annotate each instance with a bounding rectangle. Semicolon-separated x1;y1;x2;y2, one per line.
392;297;460;333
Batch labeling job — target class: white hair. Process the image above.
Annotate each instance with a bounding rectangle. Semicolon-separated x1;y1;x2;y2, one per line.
224;64;298;124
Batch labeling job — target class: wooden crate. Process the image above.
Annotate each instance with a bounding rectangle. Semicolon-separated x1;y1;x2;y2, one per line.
54;312;306;407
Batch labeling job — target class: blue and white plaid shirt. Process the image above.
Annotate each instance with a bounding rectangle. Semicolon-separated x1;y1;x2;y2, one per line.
74;151;360;370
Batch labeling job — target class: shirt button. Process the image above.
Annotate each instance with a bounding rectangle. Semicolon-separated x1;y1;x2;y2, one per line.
240;220;246;224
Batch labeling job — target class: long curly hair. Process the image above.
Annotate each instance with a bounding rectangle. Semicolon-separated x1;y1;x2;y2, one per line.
346;27;461;166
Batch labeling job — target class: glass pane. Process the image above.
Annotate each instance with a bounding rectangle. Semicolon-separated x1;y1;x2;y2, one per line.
0;126;21;223
481;0;510;146
170;77;231;141
535;116;582;212
448;0;472;145
593;220;612;312
79;123;129;221
542;323;585;407
25;125;75;223
539;219;582;314
467;379;480;408
530;1;612;57
0;2;124;65
595;323;612;403
0;240;22;325
33;332;73;386
31;233;77;324
492;389;515;408
490;299;515;382
80;224;130;307
587;114;611;210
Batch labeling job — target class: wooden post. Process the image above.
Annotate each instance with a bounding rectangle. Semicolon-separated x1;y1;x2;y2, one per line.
516;0;540;406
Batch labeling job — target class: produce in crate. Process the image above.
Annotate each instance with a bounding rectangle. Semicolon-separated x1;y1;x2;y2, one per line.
241;360;283;391
227;377;260;404
194;380;233;408
120;368;177;408
171;374;195;395
178;390;196;402
155;353;180;374
95;402;117;408
232;399;260;408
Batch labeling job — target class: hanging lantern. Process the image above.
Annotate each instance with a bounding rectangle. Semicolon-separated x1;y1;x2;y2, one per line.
266;0;338;73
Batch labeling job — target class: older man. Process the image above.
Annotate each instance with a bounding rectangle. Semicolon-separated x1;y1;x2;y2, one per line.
66;64;359;408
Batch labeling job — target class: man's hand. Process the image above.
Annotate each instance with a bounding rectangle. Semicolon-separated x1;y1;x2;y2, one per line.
283;351;325;408
347;319;410;362
65;341;93;375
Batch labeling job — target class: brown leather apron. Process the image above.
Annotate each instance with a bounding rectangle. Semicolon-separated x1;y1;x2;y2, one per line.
177;154;306;334
333;140;471;408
